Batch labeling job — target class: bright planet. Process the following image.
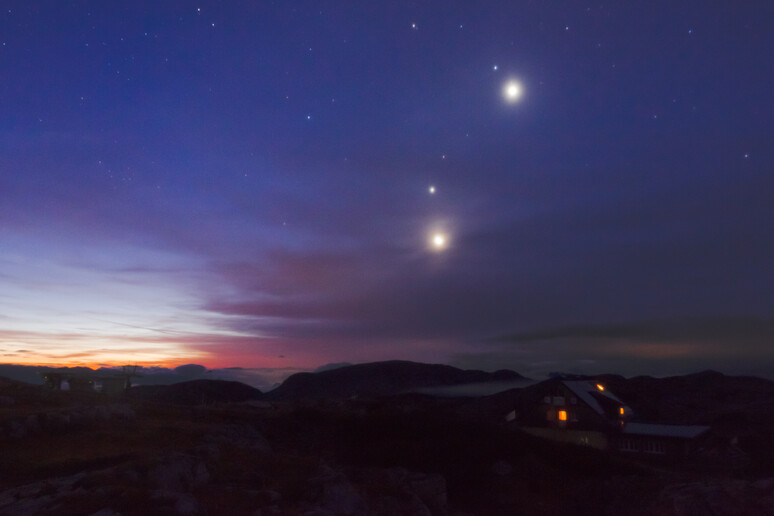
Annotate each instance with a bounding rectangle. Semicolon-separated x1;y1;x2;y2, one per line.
431;233;447;250
504;80;523;102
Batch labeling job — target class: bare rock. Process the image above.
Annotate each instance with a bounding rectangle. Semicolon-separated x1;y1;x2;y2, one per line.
0;472;86;516
174;492;203;515
255;489;282;504
204;423;272;454
654;479;774;516
107;404;135;420
359;467;447;516
407;472;447;515
43;411;71;432
88;509;121;516
147;454;210;493
24;414;42;435
8;419;27;439
321;479;366;515
492;460;512;476
752;478;774;490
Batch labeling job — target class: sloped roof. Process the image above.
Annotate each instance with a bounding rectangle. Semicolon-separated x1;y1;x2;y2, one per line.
562;381;626;416
622;422;710;439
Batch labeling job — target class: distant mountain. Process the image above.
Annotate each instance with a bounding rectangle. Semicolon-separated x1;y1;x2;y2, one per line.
127;379;262;405
265;360;526;401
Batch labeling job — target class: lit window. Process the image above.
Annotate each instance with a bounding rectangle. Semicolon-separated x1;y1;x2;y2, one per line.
596;384;605;391
558;410;567;421
619;407;625;415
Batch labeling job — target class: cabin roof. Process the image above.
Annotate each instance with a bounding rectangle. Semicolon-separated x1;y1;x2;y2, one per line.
622;422;710;439
562;380;626;416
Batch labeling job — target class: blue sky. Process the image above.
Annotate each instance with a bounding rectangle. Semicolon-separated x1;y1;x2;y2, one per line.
1;2;773;379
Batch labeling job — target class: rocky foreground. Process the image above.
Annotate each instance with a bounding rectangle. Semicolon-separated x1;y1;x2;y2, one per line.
1;372;774;515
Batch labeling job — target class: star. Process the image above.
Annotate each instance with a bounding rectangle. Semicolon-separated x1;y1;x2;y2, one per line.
428;185;436;194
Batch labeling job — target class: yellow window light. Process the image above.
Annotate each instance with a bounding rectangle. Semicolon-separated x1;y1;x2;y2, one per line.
619;407;625;415
558;410;567;421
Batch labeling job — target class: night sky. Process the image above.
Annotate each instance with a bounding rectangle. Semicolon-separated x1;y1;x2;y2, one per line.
2;2;773;381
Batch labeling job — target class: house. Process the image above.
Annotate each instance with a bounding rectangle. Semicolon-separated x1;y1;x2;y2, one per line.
41;366;139;397
513;379;710;457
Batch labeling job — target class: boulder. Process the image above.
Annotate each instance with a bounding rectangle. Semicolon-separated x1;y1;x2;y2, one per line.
147;454;210;493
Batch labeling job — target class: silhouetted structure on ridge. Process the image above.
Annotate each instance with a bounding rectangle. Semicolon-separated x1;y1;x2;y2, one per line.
41;365;140;396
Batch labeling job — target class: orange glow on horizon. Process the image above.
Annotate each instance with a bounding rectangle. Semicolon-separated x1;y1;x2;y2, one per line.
0;358;200;370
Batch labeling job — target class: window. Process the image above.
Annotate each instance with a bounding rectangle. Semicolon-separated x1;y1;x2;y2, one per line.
619;407;625;416
558;410;567;421
619;438;637;452
643;440;666;454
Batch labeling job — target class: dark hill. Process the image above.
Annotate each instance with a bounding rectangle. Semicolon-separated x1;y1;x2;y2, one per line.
127;379;262;405
265;360;525;401
0;376;49;405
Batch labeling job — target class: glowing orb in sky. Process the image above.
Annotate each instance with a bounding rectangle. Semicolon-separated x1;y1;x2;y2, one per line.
429;185;436;194
503;80;523;102
431;232;447;250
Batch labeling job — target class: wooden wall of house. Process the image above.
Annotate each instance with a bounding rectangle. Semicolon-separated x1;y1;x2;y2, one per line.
540;384;611;432
522;427;609;450
612;434;692;457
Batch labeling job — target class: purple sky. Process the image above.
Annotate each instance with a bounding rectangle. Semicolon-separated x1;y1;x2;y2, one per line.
1;2;773;379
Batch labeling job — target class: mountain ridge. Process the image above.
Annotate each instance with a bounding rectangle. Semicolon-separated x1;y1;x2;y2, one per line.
265;360;527;401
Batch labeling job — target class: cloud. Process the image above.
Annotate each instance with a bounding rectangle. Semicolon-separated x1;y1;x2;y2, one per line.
490;316;774;345
451;316;774;380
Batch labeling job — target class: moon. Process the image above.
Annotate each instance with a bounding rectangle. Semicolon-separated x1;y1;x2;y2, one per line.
503;80;523;102
428;185;436;194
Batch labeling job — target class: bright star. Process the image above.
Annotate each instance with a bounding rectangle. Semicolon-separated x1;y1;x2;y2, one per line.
429;185;436;194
